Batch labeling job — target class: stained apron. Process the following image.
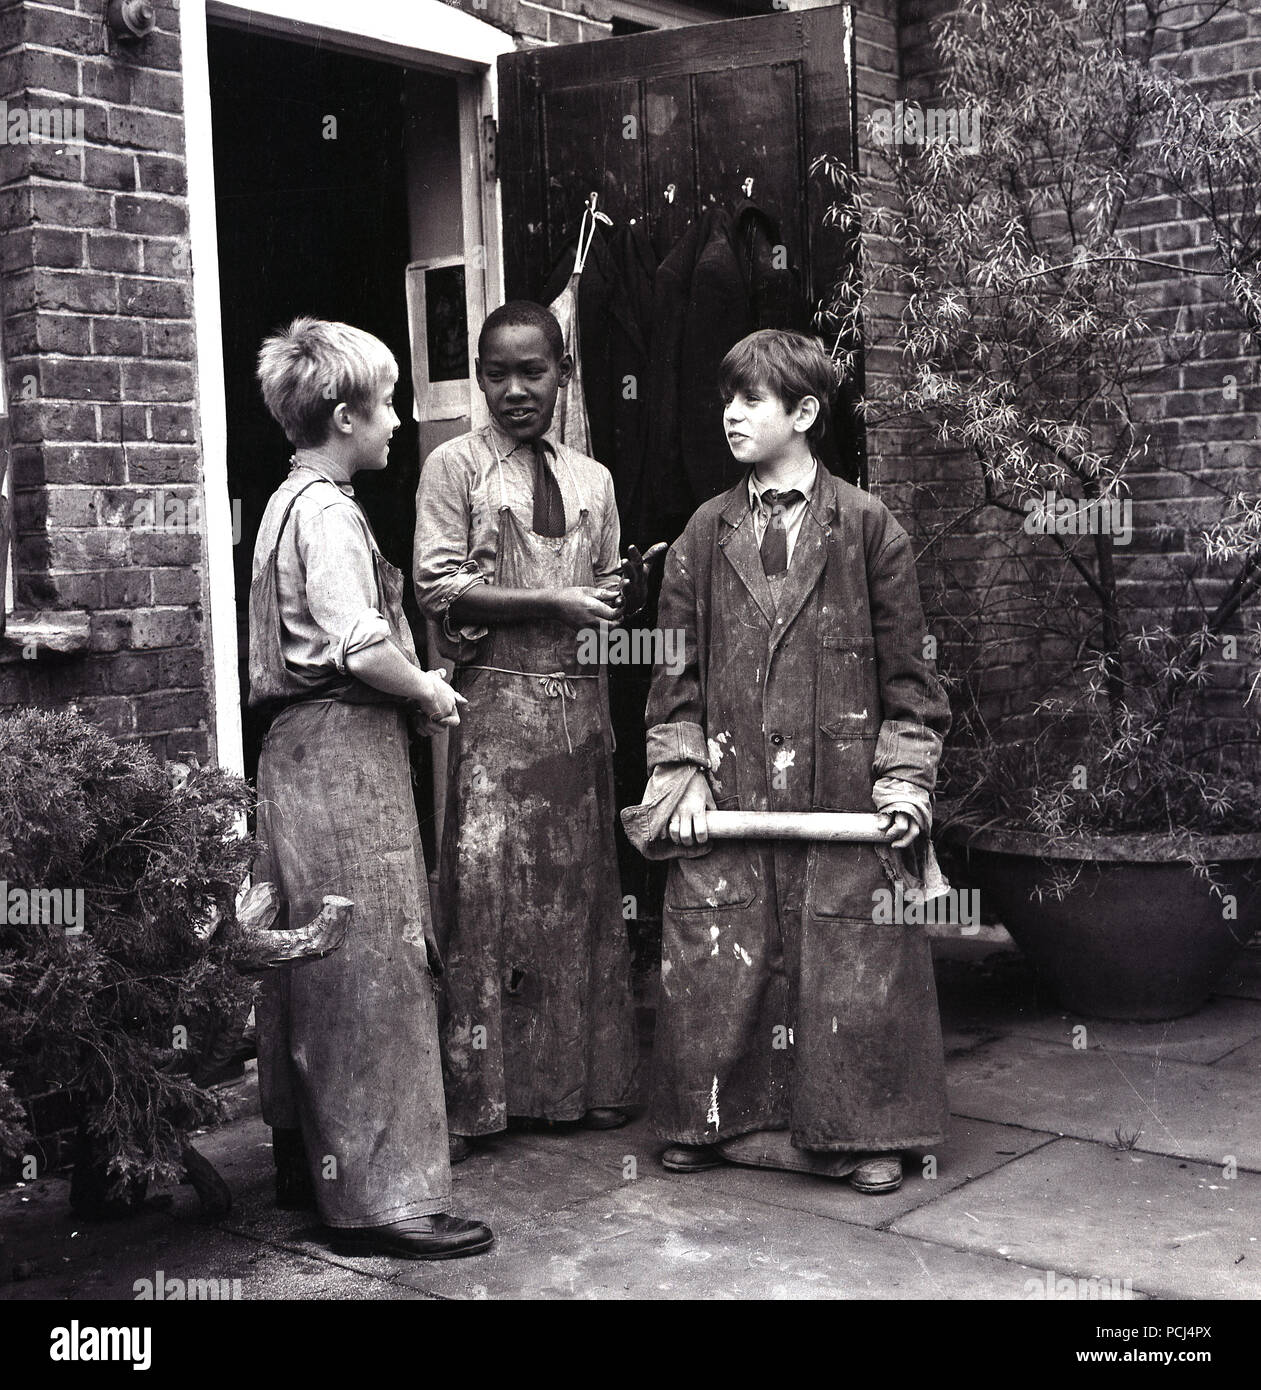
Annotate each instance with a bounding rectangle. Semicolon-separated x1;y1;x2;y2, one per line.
436;453;636;1135
253;498;450;1226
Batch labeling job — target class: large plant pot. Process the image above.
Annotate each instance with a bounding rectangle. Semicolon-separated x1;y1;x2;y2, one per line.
945;827;1261;1020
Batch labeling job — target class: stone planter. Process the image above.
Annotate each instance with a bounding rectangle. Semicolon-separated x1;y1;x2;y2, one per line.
944;826;1261;1020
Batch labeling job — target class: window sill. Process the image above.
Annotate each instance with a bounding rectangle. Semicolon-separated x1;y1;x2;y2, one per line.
0;611;91;663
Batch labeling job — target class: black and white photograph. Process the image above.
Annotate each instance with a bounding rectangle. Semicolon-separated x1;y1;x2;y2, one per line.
0;0;1259;1344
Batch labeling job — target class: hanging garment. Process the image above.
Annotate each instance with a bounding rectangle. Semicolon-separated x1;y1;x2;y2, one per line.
250;477;450;1226
637;468;952;1151
648;201;812;526
435;449;636;1136
542;220;658;543
546;206;599;457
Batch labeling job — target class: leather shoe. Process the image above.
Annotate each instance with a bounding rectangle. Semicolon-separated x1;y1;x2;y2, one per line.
449;1134;473;1165
849;1154;903;1193
660;1143;725;1173
583;1107;629;1130
328;1212;494;1260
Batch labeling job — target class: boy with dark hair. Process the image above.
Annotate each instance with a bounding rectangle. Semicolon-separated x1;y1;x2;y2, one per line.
625;328;952;1193
414;300;639;1154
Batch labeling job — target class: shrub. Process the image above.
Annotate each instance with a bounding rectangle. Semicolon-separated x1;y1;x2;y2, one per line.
0;708;256;1197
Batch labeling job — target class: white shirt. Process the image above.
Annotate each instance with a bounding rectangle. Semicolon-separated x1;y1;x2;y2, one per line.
748;458;818;569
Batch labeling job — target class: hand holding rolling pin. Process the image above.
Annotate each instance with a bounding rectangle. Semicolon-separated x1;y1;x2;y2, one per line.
877;809;921;849
668;766;716;847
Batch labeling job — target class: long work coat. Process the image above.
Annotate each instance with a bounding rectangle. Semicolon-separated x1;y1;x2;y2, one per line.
645;468;952;1151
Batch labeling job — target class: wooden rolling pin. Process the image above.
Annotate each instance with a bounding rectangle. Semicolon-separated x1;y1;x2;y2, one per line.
703;811;898;843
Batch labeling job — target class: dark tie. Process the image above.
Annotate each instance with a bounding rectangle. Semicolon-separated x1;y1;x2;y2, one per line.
531;442;566;537
758;488;804;576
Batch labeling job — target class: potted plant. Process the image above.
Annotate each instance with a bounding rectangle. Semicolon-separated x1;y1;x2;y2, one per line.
814;0;1261;1018
0;709;257;1213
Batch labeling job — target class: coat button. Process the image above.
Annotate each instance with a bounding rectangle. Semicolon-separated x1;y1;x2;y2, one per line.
770;732;784;746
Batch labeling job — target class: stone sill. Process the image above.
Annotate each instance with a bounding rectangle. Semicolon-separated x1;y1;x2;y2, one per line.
0;611;91;663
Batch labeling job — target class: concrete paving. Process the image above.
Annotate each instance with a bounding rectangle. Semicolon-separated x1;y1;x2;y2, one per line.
2;937;1258;1300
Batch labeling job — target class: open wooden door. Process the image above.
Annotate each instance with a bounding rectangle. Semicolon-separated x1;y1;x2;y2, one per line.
497;5;862;500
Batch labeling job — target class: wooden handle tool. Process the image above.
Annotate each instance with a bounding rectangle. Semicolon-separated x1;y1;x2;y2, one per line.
703;811;897;843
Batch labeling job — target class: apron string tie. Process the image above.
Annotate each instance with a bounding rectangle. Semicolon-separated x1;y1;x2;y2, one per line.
461;665;599;756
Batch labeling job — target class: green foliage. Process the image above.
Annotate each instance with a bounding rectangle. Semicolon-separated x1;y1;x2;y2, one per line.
0;708;256;1193
816;0;1261;836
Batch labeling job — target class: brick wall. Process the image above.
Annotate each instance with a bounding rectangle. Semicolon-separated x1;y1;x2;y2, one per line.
873;0;1261;743
0;0;208;761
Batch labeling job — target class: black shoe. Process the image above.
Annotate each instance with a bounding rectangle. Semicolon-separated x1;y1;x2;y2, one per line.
583;1108;630;1130
661;1143;725;1173
273;1126;317;1211
327;1213;494;1260
449;1134;473;1165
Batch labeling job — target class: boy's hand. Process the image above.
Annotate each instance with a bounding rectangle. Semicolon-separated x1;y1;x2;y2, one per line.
551;585;623;630
619;542;668;618
878;809;921;849
668;768;716;847
417;667;468;728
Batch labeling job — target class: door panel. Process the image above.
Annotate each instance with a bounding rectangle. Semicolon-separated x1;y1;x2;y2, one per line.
499;8;852;311
498;6;860;483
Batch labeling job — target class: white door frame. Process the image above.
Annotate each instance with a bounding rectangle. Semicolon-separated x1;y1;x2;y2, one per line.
182;0;511;772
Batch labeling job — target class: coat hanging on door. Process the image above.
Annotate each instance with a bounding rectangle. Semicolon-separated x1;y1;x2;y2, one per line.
546;198;607;456
646;199;808;532
541;218;658;541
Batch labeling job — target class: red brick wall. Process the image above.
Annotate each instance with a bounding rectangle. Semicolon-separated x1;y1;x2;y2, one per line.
0;0;208;761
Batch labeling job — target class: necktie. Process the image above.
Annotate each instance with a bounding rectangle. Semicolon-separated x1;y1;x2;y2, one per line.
758;488;804;576
531;442;566;538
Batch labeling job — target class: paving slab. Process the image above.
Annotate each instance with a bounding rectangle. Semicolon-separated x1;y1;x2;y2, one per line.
893;1138;1259;1300
947;1036;1261;1169
387;1174;1055;1300
691;1117;1055;1230
0;1174;423;1301
481;1113;1055;1231
991;996;1261;1065
1213;1037;1261;1071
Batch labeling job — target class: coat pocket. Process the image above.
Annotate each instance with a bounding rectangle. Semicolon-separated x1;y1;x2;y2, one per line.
666;844;758;911
818;637;880;736
813;728;877;813
805;842;896;921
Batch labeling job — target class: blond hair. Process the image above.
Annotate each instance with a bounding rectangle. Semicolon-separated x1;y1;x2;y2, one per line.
256;317;397;447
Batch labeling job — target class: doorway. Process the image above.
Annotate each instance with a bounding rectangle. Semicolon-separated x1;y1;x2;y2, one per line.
207;24;465;855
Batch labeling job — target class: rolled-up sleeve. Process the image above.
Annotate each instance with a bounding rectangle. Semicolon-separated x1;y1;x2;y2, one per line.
297;503;391;672
414;443;489;645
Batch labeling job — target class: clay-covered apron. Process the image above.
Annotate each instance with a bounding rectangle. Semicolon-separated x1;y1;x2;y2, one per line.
253;484;450;1225
437;448;635;1136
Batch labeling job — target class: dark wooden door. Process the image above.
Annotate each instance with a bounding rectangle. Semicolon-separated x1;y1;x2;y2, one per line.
499;7;853;315
497;5;862;487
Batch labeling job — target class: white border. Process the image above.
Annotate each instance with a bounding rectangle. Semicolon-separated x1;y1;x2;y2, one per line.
183;0;512;771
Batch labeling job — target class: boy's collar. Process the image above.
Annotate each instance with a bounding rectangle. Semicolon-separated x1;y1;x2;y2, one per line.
749;456;818;508
723;461;837;529
290;451;355;494
486;419;557;460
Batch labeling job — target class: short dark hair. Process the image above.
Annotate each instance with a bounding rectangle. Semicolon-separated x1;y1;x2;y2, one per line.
477;300;565;362
719;329;837;447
